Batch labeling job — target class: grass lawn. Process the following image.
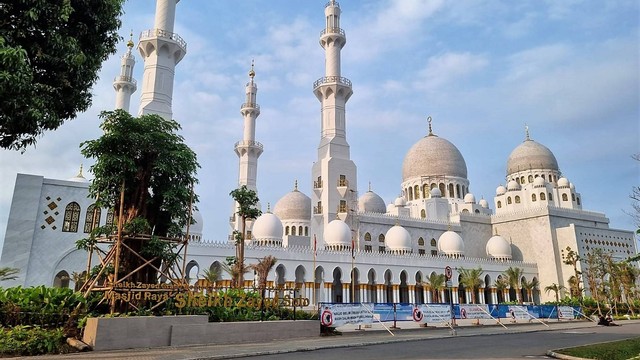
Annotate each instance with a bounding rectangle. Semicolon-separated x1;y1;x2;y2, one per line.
555;337;640;360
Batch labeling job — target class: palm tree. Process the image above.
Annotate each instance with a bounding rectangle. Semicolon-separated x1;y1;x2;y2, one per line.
562;247;582;299
458;267;484;304
423;273;446;303
503;267;524;303
71;271;85;291
522;278;539;303
250;255;277;290
201;268;220;288
0;267;19;282
230;185;261;288
567;276;582;298
544;283;566;304
494;276;509;303
222;262;251;289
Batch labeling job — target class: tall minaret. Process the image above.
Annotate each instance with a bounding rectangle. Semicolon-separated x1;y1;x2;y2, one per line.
230;62;263;237
113;33;137;112
310;1;358;246
137;0;186;120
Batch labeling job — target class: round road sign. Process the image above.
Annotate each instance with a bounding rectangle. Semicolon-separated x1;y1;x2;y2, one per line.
445;266;453;279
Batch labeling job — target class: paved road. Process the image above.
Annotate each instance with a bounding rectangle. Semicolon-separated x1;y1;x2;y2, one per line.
19;320;640;360
246;323;639;359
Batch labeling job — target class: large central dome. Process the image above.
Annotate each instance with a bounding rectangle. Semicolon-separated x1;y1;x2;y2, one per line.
506;139;558;175
402;134;467;181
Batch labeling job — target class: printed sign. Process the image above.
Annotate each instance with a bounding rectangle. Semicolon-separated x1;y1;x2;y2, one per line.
507;305;531;320
557;306;574;320
319;303;374;327
414;304;452;323
459;304;491;319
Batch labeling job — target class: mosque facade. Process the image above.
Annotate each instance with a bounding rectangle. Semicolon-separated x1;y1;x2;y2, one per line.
1;0;637;306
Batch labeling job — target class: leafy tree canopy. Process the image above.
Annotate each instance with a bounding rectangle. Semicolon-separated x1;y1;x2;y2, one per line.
0;0;125;150
80;110;200;238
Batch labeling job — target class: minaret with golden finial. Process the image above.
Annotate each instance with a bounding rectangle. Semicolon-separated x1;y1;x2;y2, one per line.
311;0;357;245
230;61;263;238
113;32;137;112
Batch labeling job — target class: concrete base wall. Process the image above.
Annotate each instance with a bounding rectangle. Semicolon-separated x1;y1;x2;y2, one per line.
83;316;318;351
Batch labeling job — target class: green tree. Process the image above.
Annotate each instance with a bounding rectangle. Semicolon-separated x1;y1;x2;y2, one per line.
423;273;446;303
229;185;261;287
0;0;125;150
458;267;484;304
522;278;539;303
563;247;583;299
503;267;524;303
80;110;199;283
494;276;510;303
0;267;19;281
200;268;220;288
544;283;566;304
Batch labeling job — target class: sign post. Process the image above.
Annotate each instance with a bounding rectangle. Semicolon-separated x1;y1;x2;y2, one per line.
445;266;456;334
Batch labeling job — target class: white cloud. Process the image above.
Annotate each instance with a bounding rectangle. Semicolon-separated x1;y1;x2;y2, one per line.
415;52;489;91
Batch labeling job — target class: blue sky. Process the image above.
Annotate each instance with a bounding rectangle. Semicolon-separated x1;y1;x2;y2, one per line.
0;0;638;246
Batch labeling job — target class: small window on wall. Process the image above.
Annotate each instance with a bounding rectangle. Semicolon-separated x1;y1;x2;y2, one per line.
576;197;581;205
528;175;533;183
305;227;309;236
365;245;372;251
532;194;537;202
84;204;101;233
497;201;502;208
430;238;436;247
540;193;546;201
285;226;290;235
515;196;521;204
292;227;296;236
431;250;438;256
507;197;512;205
379;246;386;253
365;233;371;241
62;202;81;232
418;237;424;246
379;234;385;243
419;249;426;255
562;193;568;201
106;208;115;227
548;193;553;201
421;209;426;218
571;193;576;201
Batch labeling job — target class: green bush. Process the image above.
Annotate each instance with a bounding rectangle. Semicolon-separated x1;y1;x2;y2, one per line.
0;286;86;328
0;326;70;356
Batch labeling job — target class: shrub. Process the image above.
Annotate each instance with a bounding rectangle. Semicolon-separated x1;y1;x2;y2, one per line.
0;326;70;356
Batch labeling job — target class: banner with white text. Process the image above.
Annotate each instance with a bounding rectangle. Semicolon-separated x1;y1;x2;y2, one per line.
413;304;452;323
557;306;575;320
319;303;374;327
459;304;491;319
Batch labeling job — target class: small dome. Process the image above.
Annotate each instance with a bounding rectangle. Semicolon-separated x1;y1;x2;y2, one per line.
252;212;283;242
464;193;476;204
486;235;512;259
507;139;559;176
557;177;570;187
385;225;412;252
479;199;489;208
394;196;407;207
533;177;545;187
496;185;507;196
359;190;386;213
273;187;311;220
324;219;351;247
438;231;464;256
569;182;575;190
188;209;204;236
507;180;520;191
430;188;442;198
402;134;468;181
68;165;89;183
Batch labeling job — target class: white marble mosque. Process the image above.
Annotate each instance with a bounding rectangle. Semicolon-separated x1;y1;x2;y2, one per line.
1;0;637;306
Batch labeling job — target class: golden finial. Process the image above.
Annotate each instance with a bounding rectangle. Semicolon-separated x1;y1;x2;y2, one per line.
249;59;255;79
525;124;530;140
294;180;298;191
427;116;433;136
127;30;134;48
368;181;372;192
75;164;86;179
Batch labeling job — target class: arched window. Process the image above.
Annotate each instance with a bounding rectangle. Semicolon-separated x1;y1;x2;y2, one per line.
507;197;512;205
285;226;290;235
448;184;454;198
105;208;115;227
456;184;461;198
516;178;521;185
430;183;437;190
549;193;553;201
528;175;533;183
291;226;296;236
541;174;546;180
408;187;414;201
531;194;537;202
299;226;303;235
540;192;546;201
414;185;420;199
515;196;521;204
418;237;424;246
62;202;81;232
378;234;385;243
571;193;576;201
562;193;568;201
474;209;480;214
53;270;70;288
520;176;525;184
420;209;426;218
497;201;502;208
305;227;309;236
84;204;101;233
365;233;371;241
430;238;437;247
576;197;581;205
439;183;446;196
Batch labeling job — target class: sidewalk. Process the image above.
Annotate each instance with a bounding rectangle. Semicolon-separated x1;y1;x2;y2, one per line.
22;319;637;360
